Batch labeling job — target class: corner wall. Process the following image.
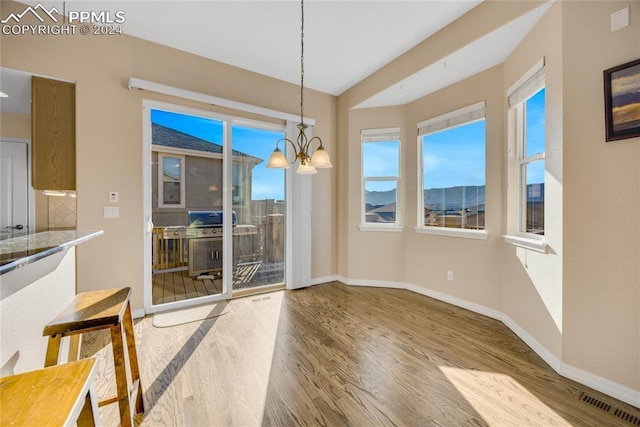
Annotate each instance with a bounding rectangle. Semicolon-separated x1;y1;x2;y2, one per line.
501;1;564;367
561;0;639;396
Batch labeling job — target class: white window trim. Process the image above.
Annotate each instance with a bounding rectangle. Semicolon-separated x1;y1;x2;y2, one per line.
157;152;186;208
416;101;488;239
504;59;547;250
415;227;488;240
360;127;401;230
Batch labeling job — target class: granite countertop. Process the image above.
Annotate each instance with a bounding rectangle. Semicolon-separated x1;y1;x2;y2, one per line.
0;230;104;275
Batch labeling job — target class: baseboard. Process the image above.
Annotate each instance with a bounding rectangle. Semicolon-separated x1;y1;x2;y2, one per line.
310;275;341;286
322;276;639;410
131;308;146;319
561;363;640;409
500;313;562;372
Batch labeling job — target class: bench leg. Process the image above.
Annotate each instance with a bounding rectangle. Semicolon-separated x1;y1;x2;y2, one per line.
77;385;100;427
44;334;62;367
110;322;133;427
123;302;144;414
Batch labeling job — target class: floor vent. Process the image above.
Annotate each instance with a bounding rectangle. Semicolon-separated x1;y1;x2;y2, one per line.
579;392;640;426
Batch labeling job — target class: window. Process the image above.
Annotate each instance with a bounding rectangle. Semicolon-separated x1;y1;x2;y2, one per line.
158;153;185;208
417;102;486;237
361;128;401;229
509;62;545;237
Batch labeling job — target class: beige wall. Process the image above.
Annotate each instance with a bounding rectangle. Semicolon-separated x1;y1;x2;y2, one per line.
0;0;336;308
337;0;639;403
405;66;504;310
561;1;639;393
345;106;407;282
0;112;29;139
501;1;564;365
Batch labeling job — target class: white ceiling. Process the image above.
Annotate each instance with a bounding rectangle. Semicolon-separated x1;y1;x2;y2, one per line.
5;1;551;109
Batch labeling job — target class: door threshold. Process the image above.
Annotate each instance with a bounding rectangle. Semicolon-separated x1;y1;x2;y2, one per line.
232;283;285;299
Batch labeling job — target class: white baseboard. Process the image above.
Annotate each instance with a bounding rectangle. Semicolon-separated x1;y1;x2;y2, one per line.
313;276;639;409
131;308;146;319
561;363;640;408
500;313;562;372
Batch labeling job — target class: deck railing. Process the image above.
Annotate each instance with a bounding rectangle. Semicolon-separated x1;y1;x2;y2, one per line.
152;227;188;271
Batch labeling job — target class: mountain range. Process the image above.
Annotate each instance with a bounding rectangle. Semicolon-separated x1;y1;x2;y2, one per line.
366;184;544;210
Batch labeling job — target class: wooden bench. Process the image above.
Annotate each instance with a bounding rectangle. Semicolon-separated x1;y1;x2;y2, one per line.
43;287;143;427
0;358;100;426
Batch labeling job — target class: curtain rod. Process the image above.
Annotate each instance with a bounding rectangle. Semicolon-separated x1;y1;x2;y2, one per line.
127;77;316;126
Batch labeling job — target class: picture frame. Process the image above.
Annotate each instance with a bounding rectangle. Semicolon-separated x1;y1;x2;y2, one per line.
604;58;640;142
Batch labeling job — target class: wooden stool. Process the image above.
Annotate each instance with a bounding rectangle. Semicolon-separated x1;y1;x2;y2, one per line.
1;358;100;426
43;287;143;427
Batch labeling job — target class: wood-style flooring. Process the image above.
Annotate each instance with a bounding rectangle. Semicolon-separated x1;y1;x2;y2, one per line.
81;282;640;426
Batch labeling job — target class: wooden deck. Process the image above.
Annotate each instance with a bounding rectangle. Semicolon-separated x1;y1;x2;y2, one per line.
152;261;285;305
152;270;222;305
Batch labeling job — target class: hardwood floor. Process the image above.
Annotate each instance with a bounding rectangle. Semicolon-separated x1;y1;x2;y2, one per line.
82;282;640;426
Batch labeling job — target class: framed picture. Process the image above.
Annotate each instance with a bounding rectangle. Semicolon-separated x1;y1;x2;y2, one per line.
604;58;640;142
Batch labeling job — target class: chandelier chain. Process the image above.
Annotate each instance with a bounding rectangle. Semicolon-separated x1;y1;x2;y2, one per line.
300;0;305;124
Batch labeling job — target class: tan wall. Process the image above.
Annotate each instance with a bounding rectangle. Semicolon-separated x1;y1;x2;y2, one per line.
0;112;29;139
501;2;564;363
337;0;639;401
404;65;504;310
0;0;336;308
345;106;407;282
561;1;639;393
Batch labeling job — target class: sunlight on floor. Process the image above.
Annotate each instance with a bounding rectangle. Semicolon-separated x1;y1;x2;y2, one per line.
440;366;572;426
140;290;284;426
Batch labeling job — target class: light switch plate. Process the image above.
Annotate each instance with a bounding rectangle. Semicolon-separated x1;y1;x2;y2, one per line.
611;7;629;32
104;206;119;218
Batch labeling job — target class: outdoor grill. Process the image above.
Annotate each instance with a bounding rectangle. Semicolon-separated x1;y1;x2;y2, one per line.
186;210;235;277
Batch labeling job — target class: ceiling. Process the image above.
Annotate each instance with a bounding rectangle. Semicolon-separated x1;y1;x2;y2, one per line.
4;1;551;109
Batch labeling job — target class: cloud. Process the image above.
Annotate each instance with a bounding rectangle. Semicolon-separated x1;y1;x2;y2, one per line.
612;73;640;96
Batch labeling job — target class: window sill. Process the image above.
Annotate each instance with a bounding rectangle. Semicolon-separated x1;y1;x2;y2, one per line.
503;235;548;253
414;227;488;240
359;225;403;233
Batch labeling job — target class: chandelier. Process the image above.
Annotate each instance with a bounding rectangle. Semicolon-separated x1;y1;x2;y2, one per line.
266;0;332;174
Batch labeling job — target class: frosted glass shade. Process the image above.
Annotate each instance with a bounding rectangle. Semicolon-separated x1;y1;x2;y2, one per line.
309;147;332;168
296;162;317;174
266;148;290;169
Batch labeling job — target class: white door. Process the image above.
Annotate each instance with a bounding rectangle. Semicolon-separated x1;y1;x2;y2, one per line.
0;140;29;238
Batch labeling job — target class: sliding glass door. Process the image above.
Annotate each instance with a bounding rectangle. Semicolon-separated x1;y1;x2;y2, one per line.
143;101;286;312
231;125;286;292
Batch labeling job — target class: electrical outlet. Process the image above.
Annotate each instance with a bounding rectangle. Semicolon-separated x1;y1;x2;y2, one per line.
109;191;118;203
447;271;454;282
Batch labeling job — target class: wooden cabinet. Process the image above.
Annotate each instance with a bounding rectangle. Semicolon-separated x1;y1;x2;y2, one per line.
31;76;75;190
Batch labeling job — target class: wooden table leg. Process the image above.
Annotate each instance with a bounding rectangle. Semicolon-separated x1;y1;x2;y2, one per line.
44;334;62;367
110;323;132;427
123;302;144;414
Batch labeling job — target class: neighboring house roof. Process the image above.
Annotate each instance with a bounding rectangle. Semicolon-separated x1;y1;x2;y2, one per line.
152;123;263;165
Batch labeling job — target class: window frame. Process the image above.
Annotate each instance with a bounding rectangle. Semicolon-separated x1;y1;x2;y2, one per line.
157;152;186;208
415;101;488;240
507;59;546;244
360;127;402;231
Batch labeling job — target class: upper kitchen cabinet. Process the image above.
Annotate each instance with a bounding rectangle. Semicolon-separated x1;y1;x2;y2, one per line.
31;76;76;190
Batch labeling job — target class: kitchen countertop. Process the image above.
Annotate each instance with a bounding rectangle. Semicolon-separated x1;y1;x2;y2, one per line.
0;230;104;275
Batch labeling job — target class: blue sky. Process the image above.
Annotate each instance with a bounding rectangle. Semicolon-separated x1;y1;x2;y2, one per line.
420;87;545;190
152;87;545;198
151;109;285;200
